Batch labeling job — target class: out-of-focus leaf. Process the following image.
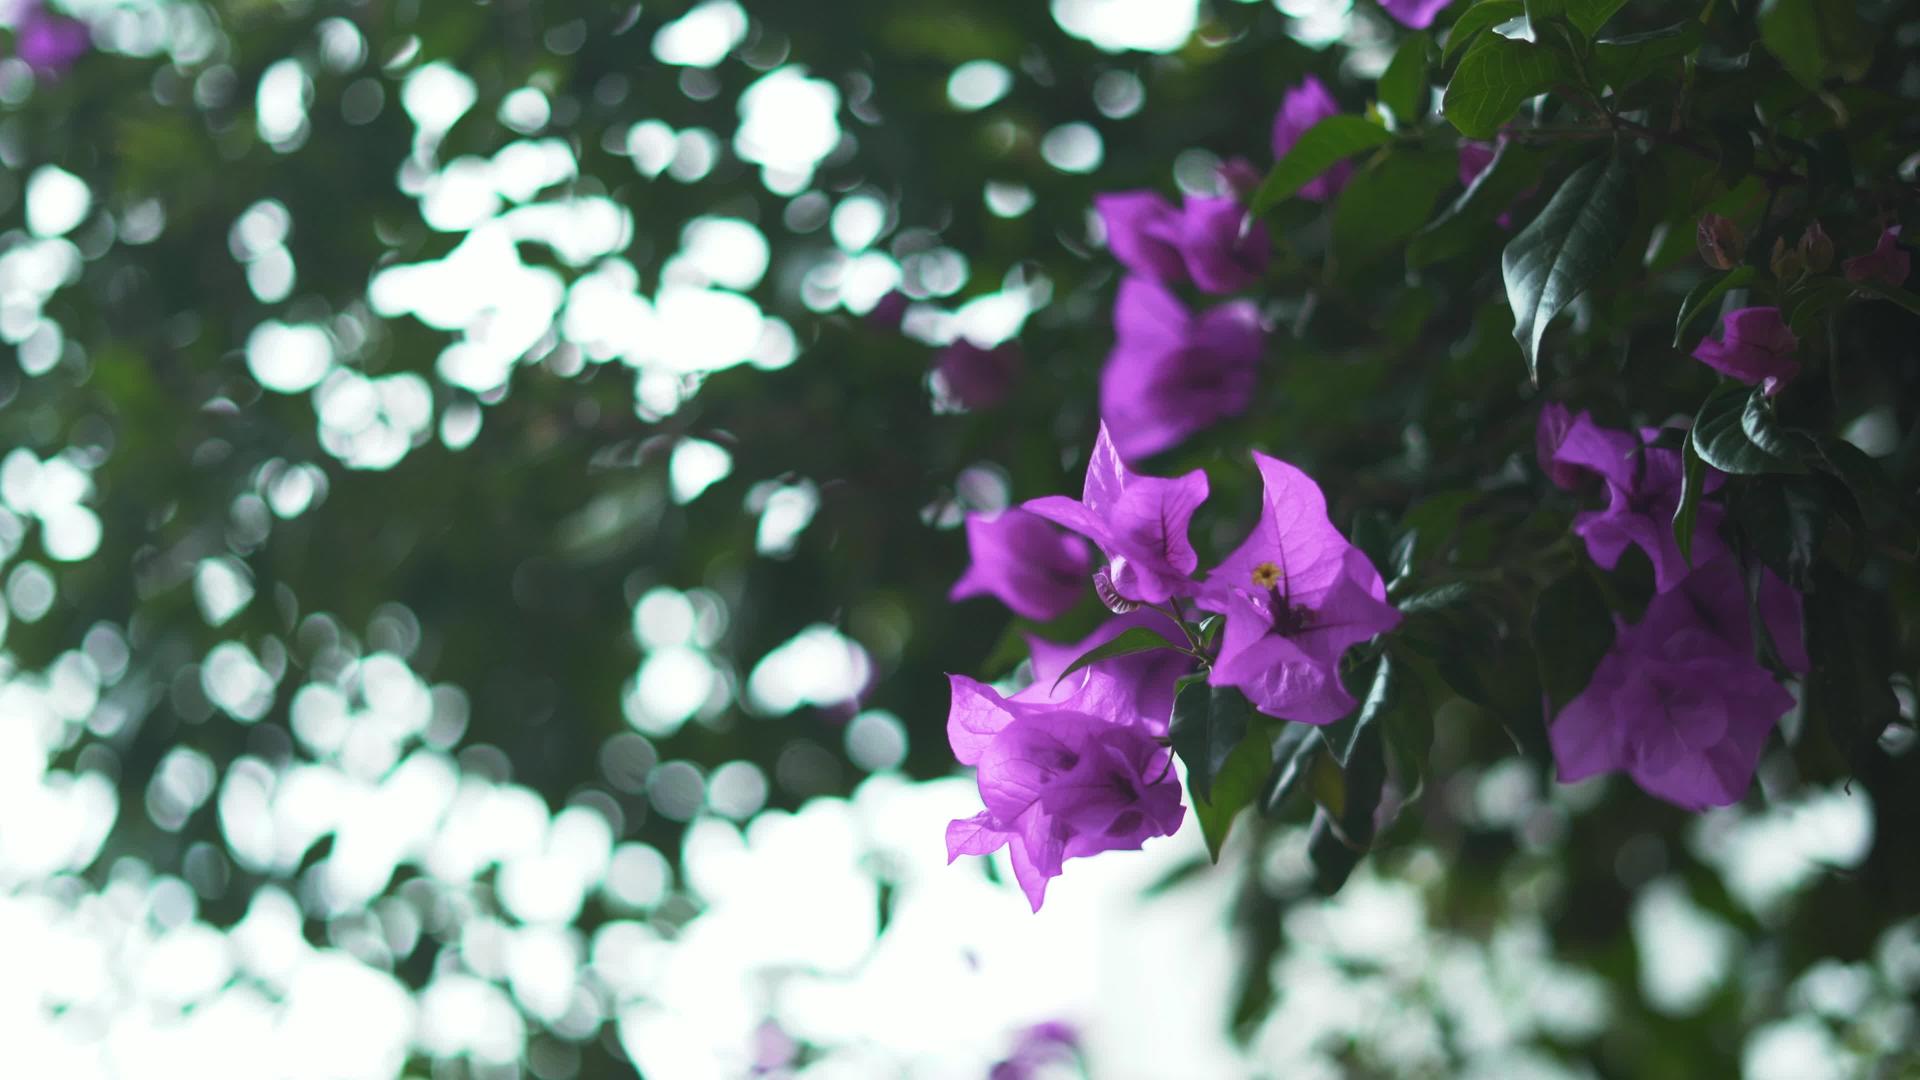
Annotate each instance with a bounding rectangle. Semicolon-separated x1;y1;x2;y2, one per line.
1502;155;1637;380
1531;568;1613;713
1728;477;1825;590
1592;21;1706;89
1443;33;1572;140
1409;139;1550;268
1331;148;1457;272
1379;31;1433;124
1759;0;1872;88
1803;567;1900;764
1443;0;1527;62
1253;116;1393;213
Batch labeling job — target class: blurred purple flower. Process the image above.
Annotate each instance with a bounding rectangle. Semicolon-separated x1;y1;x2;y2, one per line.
867;289;909;331
1549;412;1727;592
1550;556;1804;810
1096;277;1263;461
950;509;1093;622
945;661;1187;910
1024;423;1210;605
1379;0;1456;29
1198;453;1399;723
1535;402;1590;491
1457;138;1531;228
1094;191;1269;293
935;339;1022;410
749;1020;799;1075
989;1021;1084;1080
1691;307;1800;397
1844;225;1910;288
12;1;88;78
1216;157;1263;204
1271;76;1350;202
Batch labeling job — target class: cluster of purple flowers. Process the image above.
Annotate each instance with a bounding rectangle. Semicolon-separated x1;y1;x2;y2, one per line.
937;54;1838;912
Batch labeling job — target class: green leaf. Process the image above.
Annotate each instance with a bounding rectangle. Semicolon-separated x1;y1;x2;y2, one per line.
1672;266;1755;348
1692;384;1806;476
1171;680;1254;803
1397;582;1475;614
1759;0;1872;89
1442;32;1573;140
1501;155;1637;380
1317;656;1395;768
1260;723;1322;816
1379;31;1433;124
1803;567;1900;764
1673;434;1708;565
1307;811;1365;896
1741;391;1813;466
1531;568;1614;713
1563;0;1629;36
1728;477;1825;591
1252;116;1393;213
1848;278;1920;317
1814;437;1920;548
1193;721;1275;861
1049;624;1179;690
1408;139;1549;268
1443;0;1527;62
1592;21;1707;89
1331;148;1457;271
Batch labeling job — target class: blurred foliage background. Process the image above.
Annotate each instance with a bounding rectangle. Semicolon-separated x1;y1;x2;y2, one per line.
1;0;1917;1077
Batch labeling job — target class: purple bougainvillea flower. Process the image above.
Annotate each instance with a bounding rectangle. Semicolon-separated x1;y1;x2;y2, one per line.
1198;453;1400;724
1216;157;1262;203
866;289;909;331
13;1;88;77
1095;191;1269;293
945;668;1186;910
949;509;1093;622
1844;225;1910;288
1024;609;1195;733
1097;277;1263;461
1271;76;1350;202
1550;556;1802;810
989;1022;1083;1080
1180;195;1270;293
1379;0;1456;29
1550;412;1728;592
934;338;1022;409
1691;307;1800;397
1535;402;1593;491
1024;423;1210;605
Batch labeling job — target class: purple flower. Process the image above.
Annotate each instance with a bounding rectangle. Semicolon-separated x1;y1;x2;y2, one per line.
1271;76;1351;202
945;662;1188;910
1379;0;1456;30
1025;610;1196;730
1094;191;1269;293
12;1;87;78
1535;402;1591;491
990;1021;1083;1080
867;289;909;331
1198;453;1400;724
1844;225;1910;288
1097;277;1263;461
1549;412;1728;592
950;509;1093;622
1550;557;1804;810
1691;307;1800;397
1457;138;1531;228
1216;157;1263;203
935;339;1022;409
1024;423;1210;605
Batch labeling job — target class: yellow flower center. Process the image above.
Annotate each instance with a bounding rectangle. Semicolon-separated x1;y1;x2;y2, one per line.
1251;561;1282;589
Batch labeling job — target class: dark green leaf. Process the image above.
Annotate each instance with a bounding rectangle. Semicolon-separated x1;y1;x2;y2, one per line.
1318;656;1395;768
1740;391;1814;466
1193;720;1275;861
1443;0;1527;62
1408;139;1550;268
1814;437;1920;548
1379;31;1433;124
1563;0;1629;35
1531;568;1614;713
1848;278;1920;317
1261;723;1322;816
1592;21;1705;88
1674;434;1708;565
1252;115;1394;213
1397;582;1475;614
1692;383;1806;475
1728;477;1825;591
1673;266;1756;348
1759;0;1872;88
1171;679;1254;803
1049;624;1179;690
1803;567;1900;764
1443;33;1573;140
1331;148;1457;271
1308;810;1365;896
1502;155;1637;380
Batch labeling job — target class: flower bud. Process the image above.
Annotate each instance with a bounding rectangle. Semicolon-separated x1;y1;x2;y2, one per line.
1770;235;1805;282
1797;221;1834;272
1696;213;1744;270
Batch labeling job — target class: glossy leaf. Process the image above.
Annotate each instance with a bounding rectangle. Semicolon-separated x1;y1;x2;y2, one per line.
1693;384;1807;476
1171;679;1254;803
1502;155;1637;380
1193;720;1275;861
1673;266;1756;347
1252;115;1394;213
1443;33;1573;140
1443;0;1527;62
1048;624;1181;691
1673;435;1709;565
